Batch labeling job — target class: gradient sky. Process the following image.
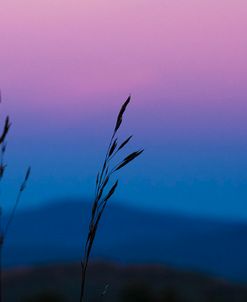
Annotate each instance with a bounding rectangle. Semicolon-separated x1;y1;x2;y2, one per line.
1;0;247;220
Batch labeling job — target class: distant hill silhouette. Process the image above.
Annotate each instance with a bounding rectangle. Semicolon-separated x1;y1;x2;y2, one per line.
4;262;247;302
3;199;247;281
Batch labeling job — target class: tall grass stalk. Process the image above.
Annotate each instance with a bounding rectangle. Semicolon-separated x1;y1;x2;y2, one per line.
0;91;31;302
79;96;143;302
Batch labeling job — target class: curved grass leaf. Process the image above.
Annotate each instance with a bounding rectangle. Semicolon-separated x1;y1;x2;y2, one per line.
118;135;133;151
20;167;31;192
24;167;31;182
97;175;110;201
109;138;118;156
103;180;118;202
114;96;131;132
0;116;11;144
96;172;99;187
114;149;144;171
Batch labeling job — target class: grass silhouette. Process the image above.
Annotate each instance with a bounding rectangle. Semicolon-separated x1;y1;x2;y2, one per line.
0;91;31;302
79;96;143;302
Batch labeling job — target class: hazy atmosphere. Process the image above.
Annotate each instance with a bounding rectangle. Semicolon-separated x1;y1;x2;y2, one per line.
1;1;247;221
1;1;247;301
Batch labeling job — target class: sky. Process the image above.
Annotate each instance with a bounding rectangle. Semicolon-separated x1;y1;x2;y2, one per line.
0;0;247;221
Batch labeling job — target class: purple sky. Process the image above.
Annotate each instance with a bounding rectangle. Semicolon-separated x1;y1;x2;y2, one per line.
1;1;247;220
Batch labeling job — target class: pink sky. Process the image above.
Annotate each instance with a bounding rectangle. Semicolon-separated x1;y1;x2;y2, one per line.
0;0;247;117
1;1;247;218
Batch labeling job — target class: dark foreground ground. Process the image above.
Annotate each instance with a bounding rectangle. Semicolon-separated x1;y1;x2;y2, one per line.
3;262;247;302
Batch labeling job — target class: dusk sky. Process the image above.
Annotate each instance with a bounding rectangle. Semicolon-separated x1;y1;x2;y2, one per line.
1;0;247;221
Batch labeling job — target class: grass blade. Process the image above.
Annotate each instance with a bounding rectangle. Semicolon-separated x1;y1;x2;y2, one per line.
114;149;144;171
118;135;133;151
114;96;131;133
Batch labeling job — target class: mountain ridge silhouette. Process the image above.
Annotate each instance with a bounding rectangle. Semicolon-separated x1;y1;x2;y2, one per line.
3;199;247;281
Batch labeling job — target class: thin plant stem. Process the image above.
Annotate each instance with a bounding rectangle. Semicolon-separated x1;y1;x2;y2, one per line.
79;96;143;302
0;94;30;302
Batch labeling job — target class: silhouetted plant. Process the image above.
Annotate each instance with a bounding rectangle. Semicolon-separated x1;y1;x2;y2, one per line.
0;91;31;302
79;96;143;302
